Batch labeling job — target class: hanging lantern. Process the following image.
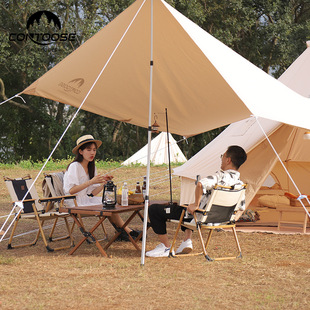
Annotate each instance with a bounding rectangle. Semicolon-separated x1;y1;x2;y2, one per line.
151;114;160;133
102;181;117;208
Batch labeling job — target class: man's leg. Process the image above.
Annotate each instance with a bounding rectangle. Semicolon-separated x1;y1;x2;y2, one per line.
175;182;204;253
183;229;192;241
148;203;170;239
146;203;184;257
158;234;170;248
174;228;193;254
155;204;186;247
174;212;194;254
148;203;185;244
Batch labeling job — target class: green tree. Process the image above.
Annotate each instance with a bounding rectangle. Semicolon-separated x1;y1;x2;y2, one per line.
1;0;310;162
167;0;310;158
0;0;137;162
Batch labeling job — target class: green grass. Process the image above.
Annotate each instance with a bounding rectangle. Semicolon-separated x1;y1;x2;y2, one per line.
0;158;123;171
0;158;184;171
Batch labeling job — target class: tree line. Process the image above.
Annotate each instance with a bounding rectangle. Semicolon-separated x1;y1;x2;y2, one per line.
0;0;309;162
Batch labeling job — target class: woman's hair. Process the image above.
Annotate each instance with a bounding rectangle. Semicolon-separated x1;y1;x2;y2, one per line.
67;142;96;179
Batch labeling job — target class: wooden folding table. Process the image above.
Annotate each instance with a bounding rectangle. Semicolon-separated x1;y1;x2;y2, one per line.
59;203;145;257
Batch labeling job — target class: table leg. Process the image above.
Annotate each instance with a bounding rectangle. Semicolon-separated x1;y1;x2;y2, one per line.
104;210;141;251
69;215;108;257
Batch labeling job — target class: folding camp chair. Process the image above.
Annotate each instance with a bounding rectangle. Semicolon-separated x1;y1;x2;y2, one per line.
43;172;108;239
170;184;247;261
4;175;76;252
42;172;66;208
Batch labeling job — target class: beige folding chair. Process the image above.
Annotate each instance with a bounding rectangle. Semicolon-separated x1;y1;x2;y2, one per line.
4;175;76;252
43;172;108;239
170;184;247;261
42;172;66;209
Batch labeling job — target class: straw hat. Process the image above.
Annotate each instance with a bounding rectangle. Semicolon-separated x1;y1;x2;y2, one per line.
72;135;102;154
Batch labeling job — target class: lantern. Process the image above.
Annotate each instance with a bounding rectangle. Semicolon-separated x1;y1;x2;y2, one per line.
102;181;117;208
151;114;160;133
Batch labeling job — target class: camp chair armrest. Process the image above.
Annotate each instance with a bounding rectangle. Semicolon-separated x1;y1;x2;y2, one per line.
214;184;247;190
39;195;76;203
13;199;36;203
180;205;206;215
194;208;207;215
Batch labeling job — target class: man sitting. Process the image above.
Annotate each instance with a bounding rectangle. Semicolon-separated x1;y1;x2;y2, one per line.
146;145;247;257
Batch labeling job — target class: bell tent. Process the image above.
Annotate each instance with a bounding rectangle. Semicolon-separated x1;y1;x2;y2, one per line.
174;41;310;225
122;132;187;166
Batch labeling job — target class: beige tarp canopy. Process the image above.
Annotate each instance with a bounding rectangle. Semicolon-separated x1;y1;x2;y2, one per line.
174;42;310;215
22;0;310;136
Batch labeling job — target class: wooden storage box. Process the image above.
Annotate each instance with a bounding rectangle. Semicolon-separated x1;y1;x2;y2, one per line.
117;193;144;205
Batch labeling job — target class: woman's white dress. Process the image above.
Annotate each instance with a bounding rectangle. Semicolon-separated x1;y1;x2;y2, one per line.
63;162;102;206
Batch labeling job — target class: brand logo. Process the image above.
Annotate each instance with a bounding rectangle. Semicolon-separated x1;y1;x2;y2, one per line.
58;78;85;94
27;11;61;31
9;11;76;45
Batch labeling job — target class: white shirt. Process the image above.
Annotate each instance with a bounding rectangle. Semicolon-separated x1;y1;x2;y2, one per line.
199;169;245;211
193;169;245;224
63;162;102;206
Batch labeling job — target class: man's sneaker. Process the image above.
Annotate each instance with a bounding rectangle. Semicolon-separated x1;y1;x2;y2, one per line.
146;243;172;257
176;239;193;254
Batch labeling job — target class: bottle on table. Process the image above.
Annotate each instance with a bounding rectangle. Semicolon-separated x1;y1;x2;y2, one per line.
135;181;141;193
121;182;128;206
142;176;147;199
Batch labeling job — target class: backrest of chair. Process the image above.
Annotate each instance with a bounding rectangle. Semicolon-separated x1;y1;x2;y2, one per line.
43;175;55;198
43;172;72;208
4;175;43;213
43;172;65;197
199;184;246;224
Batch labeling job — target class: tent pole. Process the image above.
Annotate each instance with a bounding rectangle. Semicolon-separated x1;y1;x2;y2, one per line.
165;108;173;205
141;0;154;266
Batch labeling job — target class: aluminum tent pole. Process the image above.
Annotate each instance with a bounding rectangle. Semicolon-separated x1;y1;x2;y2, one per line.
165;108;173;205
141;0;154;266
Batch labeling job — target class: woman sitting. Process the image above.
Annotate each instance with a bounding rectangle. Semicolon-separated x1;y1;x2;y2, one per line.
63;134;140;241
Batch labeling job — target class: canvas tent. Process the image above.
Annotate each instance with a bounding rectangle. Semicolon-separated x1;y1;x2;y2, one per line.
174;41;310;224
122;132;186;166
17;0;310;261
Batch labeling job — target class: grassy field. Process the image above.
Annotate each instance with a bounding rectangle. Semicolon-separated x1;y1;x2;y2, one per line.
0;163;309;309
